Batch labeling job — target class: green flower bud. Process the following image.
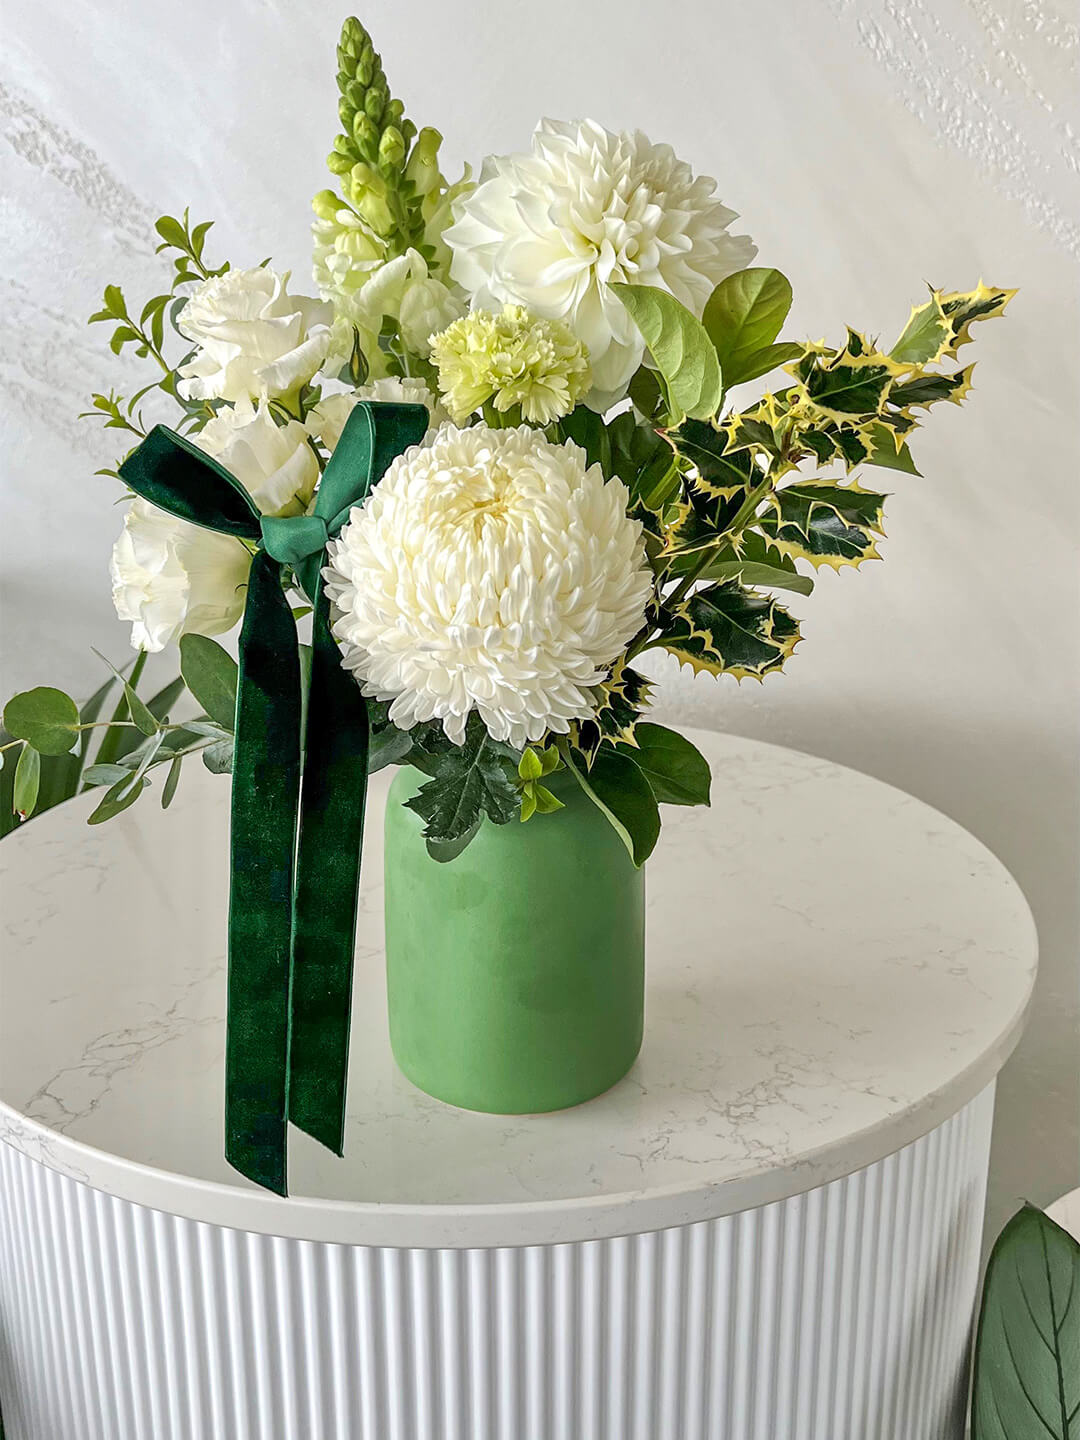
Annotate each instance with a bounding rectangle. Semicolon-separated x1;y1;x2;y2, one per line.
364;86;385;125
326;150;354;177
348;163;395;235
378;126;406;172
384;98;405;128
312;189;345;222
405;127;444;197
352;111;379;158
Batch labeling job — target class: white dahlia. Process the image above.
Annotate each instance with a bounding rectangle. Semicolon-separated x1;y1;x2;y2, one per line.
323;423;653;748
444;119;756;404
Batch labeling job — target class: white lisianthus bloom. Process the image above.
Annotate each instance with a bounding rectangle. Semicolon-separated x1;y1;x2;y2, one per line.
177;267;332;404
111;400;321;653
110;501;251;653
307;378;449;451
196;400;319;517
322;248;465;377
324;423;653;748
445;119;756;404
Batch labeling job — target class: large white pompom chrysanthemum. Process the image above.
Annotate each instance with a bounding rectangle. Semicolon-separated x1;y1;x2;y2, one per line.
444;119;755;404
324;423;653;748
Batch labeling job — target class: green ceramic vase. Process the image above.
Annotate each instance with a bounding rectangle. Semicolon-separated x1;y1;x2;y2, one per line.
383;765;645;1113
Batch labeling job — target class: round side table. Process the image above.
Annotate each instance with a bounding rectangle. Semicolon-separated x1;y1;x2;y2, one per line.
0;732;1036;1440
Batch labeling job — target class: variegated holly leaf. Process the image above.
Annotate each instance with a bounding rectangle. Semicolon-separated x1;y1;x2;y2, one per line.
864;420;922;475
574;660;653;765
673;418;760;499
891;282;1015;367
756;478;887;569
655;581;801;680
938;282;1015;348
788;339;904;423
719;392;788;455
887;364;975;413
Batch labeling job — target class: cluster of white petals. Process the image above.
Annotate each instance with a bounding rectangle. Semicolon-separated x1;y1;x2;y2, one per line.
308;378;448;452
110;400;319;653
177;267;332;404
321;248;464;379
445;119;755;404
324;423;653;748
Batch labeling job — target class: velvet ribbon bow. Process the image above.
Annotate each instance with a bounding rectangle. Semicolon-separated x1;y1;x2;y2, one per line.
119;401;429;1194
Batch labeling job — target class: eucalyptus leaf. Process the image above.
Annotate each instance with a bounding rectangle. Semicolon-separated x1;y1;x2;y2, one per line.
179;635;238;731
566;746;660;867
632;724;712;807
971;1204;1080;1440
702;268;795;388
201;739;235;775
94;649;148;768
12;745;40;818
3;687;81;756
87;773;149;825
92;649;159;736
161;755;183;809
612;283;722;422
82;763;134;787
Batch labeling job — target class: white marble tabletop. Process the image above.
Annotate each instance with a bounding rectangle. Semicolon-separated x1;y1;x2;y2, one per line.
0;731;1037;1248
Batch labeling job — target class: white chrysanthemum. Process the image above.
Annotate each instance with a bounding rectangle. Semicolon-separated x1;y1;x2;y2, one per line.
445;119;756;404
307;379;449;452
324;423;653;748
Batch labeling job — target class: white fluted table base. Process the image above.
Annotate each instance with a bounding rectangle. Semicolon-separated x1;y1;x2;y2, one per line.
0;1084;992;1440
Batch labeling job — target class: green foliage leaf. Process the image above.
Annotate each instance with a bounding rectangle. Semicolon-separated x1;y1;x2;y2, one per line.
702;268;799;388
575;662;653;763
863;421;922;476
368;723;413;774
800;351;897;420
971;1204;1080;1440
201;739;235;774
757;479;887;570
627;365;664;419
632;724;712;807
179;635;238;731
657;581;801;680
890;294;950;365
13;744;40;818
3;687;81;756
405;715;520;845
556;406;611;474
424;820;482;864
87;773;149;825
91;649;158;736
606;411;679;511
611;283;722;423
567;745;660;867
83;763;134;787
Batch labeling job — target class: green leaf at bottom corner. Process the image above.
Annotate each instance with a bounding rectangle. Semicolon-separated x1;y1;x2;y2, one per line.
971;1203;1080;1440
632;723;712;807
179;634;238;731
567;746;660;867
3;687;81;756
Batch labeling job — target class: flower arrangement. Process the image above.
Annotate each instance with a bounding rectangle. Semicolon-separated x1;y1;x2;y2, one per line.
0;16;1013;1190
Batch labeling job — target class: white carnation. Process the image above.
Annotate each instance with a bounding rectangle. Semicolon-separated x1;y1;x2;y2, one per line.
177;267;332;404
196;401;319;516
110;500;251;654
307;379;449;451
445;119;755;404
324;423;653;748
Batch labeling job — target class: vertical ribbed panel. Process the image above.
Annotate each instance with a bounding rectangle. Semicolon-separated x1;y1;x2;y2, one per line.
0;1085;992;1440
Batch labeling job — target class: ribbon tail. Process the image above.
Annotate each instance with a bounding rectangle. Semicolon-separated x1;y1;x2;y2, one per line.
287;577;369;1153
225;550;302;1196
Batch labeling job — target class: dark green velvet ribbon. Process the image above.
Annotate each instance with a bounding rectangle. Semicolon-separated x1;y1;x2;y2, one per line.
118;401;428;1194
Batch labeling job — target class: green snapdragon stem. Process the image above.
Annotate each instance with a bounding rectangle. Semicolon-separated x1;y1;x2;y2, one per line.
118;401;428;1194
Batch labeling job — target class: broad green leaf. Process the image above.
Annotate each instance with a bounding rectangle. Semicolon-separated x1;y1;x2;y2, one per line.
146;675;187;722
757;479;887;570
3;687;80;756
627;365;664;419
405;715;520;845
556;407;611;475
702;269;797;388
632;724;712;807
657;581;801;680
531;783;563;815
518;748;544;782
179;635;238;731
607;410;679;510
692;557;814;596
612;284;722;422
567;746;660;867
971;1204;1079;1440
13;744;40;817
83;763;133;787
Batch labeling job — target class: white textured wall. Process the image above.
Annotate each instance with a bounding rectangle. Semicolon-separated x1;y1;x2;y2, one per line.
1;0;1077;1240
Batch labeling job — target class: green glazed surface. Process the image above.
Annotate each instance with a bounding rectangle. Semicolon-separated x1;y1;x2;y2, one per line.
384;766;646;1114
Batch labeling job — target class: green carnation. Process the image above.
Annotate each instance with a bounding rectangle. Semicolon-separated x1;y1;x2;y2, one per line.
430;305;591;425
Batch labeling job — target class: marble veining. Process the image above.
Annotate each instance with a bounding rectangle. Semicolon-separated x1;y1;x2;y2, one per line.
0;732;1037;1247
